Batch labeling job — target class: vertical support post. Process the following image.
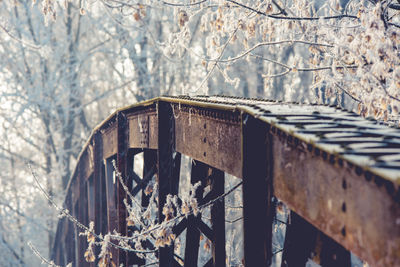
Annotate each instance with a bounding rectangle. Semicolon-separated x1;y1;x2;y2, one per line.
184;160;207;267
105;157;118;265
157;101;179;267
93;132;103;265
51;219;64;265
142;149;158;208
74;200;82;266
281;211;318;267
318;228;351;267
87;176;95;267
87;176;95;226
78;182;88;267
65;193;75;265
126;149;146;266
242;114;274;266
210;168;225;267
281;211;351;267
117;112;128;266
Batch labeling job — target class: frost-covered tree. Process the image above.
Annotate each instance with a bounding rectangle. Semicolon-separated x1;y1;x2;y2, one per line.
50;0;400;122
1;0;400;265
0;0;164;263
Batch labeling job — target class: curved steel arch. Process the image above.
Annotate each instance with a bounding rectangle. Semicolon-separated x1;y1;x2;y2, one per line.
52;96;400;267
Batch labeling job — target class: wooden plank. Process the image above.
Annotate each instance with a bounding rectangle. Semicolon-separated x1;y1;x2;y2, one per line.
242;114;274;266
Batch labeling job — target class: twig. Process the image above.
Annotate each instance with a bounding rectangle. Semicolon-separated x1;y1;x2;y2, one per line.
28;164;157;254
139;261;159;266
334;82;361;103
28;242;65;267
162;0;207;7
113;180;244;241
0;24;40;50
227;0;358;20
210;40;333;64
271;0;288;15
194;23;239;93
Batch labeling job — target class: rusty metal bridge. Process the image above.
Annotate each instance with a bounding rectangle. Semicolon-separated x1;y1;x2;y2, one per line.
51;96;400;267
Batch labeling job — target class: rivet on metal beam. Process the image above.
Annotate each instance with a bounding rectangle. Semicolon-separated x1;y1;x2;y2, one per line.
329;155;336;164
384;180;395;195
341;227;346;237
374;176;383;187
342;179;347;190
307;144;313;152
338;158;344;167
364;171;372;181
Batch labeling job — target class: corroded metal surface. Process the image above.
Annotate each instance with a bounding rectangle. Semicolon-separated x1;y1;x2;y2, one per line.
52;95;400;267
80;148;94;181
128;111;158;149
102;125;118;159
273;134;400;266
173;103;242;178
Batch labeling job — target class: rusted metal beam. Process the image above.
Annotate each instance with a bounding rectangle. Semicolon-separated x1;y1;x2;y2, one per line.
104;157;118;265
272;131;400;267
157;101;180;267
87;175;95;267
93;132;106;266
78;182;88;267
128;110;158;149
102;125;118;159
117;112;128;266
79;148;94;182
174;104;242;178
87;176;95;228
281;211;351;267
210;168;225;267
52;96;400;267
184;160;207;267
142;149;157;207
281;211;318;267
126;149;146;266
318;229;351;267
242;114;274;267
65;196;76;265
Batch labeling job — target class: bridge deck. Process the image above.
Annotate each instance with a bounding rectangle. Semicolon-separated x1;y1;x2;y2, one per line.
52;96;400;267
